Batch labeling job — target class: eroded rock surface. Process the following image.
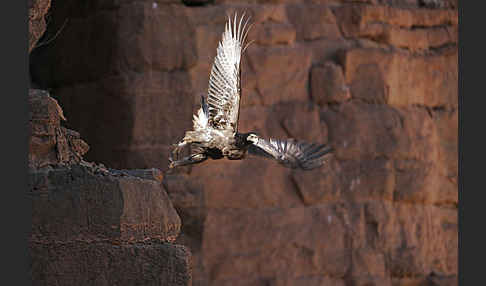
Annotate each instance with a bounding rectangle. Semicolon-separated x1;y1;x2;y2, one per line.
28;0;51;53
30;1;458;285
28;90;192;286
29;89;89;168
30;242;191;286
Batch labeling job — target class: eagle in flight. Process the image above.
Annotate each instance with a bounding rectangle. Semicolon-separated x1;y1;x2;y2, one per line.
169;13;333;170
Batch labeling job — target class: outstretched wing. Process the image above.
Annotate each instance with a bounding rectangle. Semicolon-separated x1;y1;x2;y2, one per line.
248;137;334;170
207;13;251;133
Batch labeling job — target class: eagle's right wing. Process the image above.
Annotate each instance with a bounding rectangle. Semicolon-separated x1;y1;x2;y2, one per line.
248;137;334;170
206;13;251;133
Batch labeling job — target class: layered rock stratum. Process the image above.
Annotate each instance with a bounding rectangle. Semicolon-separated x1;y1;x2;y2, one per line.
30;0;458;285
28;90;192;285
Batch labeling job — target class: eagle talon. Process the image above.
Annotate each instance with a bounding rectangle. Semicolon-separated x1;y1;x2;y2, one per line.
168;152;175;164
168;155;175;169
170;141;189;163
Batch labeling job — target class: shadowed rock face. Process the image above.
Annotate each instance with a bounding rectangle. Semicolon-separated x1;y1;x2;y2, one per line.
29;163;181;244
29;89;89;168
28;91;192;286
30;1;458;285
30;242;191;286
28;0;51;53
29;163;192;286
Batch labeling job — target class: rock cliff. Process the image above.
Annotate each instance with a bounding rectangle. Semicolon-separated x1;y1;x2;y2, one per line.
28;90;192;285
30;0;458;285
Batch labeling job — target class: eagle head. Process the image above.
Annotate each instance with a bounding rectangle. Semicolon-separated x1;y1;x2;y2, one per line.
235;132;259;148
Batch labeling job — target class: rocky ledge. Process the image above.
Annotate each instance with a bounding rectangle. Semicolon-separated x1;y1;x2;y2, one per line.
28;90;192;286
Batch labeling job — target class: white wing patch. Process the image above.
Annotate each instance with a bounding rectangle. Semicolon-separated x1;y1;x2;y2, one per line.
192;107;208;131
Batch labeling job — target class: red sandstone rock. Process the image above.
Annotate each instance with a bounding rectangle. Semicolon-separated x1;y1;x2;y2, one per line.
30;3;196;85
253;22;296;46
336;157;395;202
28;89;191;285
246;44;312;105
433;108;458;181
30;242;191;286
334;4;458;51
30;164;181;243
196;201;456;283
28;0;51;53
341;48;458;107
274;275;346;286
334;5;458;34
202;206;350;280
310;62;351;105
290;158;341;205
286;4;342;41
29;1;458;285
29;89;89;168
192;159;302;210
51;70;194;170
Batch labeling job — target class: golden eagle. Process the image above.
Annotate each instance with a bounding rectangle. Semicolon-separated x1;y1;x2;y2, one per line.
169;13;333;170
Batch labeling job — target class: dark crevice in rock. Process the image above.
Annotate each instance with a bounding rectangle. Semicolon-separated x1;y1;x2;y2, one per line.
29;89;192;285
181;0;214;7
289;174;308;207
418;0;454;9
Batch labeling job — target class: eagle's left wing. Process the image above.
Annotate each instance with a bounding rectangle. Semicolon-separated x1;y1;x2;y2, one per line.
206;13;251;133
248;136;334;170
